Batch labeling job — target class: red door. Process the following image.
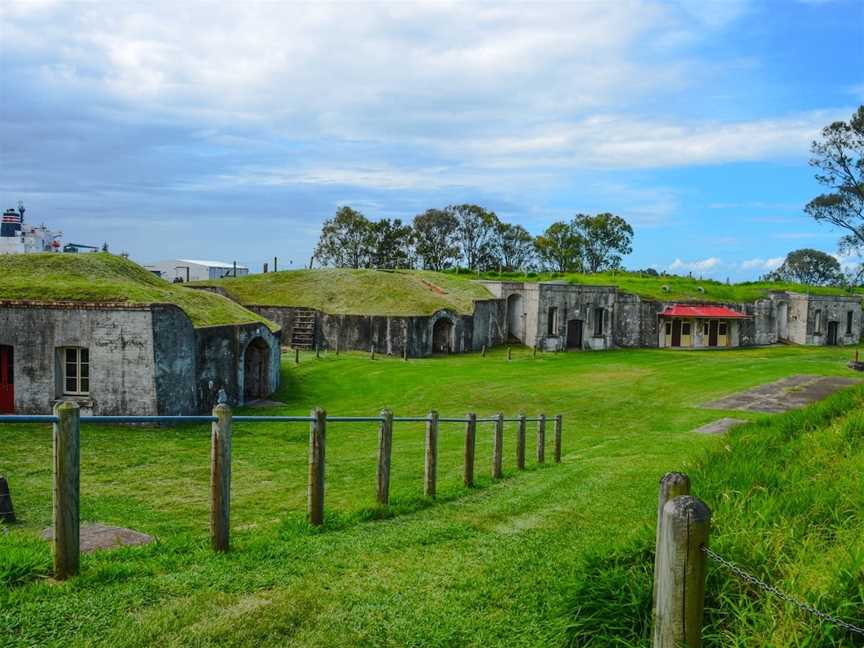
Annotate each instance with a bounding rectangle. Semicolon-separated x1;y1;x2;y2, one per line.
0;346;13;413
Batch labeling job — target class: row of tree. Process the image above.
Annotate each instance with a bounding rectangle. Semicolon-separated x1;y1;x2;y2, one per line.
313;205;634;273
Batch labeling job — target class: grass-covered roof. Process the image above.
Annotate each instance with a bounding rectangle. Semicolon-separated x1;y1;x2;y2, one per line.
469;269;861;303
0;253;278;330
198;268;495;316
200;266;860;316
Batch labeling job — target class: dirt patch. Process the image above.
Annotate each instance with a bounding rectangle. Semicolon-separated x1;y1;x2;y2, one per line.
702;375;859;413
42;523;153;552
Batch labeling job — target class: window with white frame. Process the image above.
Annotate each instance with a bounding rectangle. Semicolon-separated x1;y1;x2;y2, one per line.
61;347;89;395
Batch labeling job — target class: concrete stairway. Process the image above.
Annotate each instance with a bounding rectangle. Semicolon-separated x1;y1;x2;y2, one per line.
291;310;316;349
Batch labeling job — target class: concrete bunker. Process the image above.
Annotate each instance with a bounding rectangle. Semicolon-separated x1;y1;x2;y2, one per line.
242;336;272;400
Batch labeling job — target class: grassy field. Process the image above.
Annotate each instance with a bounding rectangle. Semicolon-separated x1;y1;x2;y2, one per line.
2;345;863;646
196;268;495;315
0;253;276;330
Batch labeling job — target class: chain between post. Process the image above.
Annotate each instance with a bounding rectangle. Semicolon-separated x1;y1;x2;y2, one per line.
701;545;864;637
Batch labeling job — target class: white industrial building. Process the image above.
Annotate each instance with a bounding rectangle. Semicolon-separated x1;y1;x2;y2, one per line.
144;259;249;282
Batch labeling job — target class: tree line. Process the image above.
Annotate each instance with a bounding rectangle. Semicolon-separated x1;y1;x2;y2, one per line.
313;204;634;273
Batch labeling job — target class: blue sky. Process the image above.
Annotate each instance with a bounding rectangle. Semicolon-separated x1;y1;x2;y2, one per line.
1;0;862;278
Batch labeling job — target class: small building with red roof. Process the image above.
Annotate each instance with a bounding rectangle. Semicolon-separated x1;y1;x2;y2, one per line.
658;304;751;349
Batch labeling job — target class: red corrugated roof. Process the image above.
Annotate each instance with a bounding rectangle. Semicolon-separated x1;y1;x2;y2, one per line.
659;304;750;319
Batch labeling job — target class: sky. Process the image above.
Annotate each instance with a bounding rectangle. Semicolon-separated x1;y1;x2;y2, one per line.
1;0;862;279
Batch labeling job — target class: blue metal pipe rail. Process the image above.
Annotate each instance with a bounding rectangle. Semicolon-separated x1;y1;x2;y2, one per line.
0;414;551;425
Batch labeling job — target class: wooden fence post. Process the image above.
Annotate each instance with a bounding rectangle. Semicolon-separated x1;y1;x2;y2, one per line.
653;495;711;648
507;346;512;361
425;411;438;498
653;472;691;619
377;409;393;505
516;413;526;470
316;344;320;359
481;344;486;358
210;403;232;552
307;408;326;526
464;413;476;487
492;413;504;478
536;414;546;464
554;415;562;463
294;347;300;364
52;400;80;580
371;343;376;360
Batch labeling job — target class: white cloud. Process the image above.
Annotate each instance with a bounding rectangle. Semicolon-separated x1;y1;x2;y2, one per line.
669;257;721;272
740;257;784;271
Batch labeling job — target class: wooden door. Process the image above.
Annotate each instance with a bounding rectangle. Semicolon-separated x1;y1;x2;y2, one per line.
708;320;719;347
671;320;682;347
0;346;13;413
567;319;583;349
827;321;838;345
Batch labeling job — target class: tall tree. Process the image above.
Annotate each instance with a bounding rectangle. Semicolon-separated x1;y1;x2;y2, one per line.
572;212;633;273
534;221;583;272
806;106;864;260
447;204;500;271
369;218;415;269
494;222;535;271
413;209;459;271
313;206;373;269
764;248;843;286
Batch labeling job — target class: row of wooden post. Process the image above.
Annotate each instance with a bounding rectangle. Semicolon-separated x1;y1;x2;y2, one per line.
48;401;562;579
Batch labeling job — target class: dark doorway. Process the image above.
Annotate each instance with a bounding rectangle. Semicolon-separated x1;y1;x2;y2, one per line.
708;320;719;347
566;319;583;349
432;318;454;353
827;321;839;346
671;320;682;347
0;346;12;413
243;338;271;400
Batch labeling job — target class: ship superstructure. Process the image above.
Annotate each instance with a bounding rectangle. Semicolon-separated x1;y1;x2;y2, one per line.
0;202;63;254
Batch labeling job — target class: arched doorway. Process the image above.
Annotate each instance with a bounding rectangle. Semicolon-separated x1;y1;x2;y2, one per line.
507;293;524;343
432;318;454;354
243;337;271;400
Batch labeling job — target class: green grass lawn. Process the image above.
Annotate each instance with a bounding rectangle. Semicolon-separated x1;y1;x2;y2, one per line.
0;253;277;330
2;345;862;646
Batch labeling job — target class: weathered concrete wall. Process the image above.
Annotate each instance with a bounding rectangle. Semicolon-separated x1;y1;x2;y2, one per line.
195;322;281;411
802;295;861;346
0;302;159;415
533;284;618;351
247;304;502;357
152;304;198;415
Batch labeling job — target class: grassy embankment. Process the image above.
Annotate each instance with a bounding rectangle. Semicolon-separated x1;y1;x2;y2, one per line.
2;345;863;646
0;253;276;330
200;266;862;316
197;268;494;315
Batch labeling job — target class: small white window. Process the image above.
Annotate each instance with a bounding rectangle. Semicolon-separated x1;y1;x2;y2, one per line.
62;347;89;395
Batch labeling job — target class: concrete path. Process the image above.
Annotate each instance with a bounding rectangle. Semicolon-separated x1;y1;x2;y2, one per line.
702;375;859;413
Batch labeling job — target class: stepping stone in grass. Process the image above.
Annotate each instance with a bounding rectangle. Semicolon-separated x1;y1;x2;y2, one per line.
41;523;153;553
693;418;747;435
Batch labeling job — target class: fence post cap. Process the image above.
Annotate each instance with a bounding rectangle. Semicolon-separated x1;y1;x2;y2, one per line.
660;471;690;487
213;402;232;415
54;400;80;413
